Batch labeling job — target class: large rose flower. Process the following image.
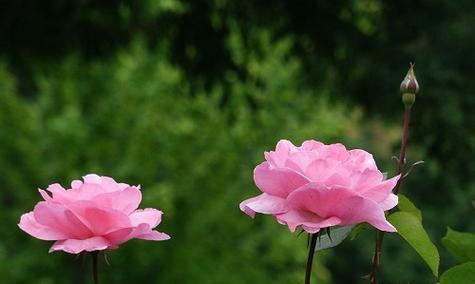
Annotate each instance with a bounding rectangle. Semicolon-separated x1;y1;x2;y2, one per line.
19;174;170;254
240;140;399;233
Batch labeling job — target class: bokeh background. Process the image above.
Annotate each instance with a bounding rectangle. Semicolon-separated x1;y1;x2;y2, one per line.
1;1;474;283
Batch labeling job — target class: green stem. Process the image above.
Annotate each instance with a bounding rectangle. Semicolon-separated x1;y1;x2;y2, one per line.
305;233;318;284
92;252;99;284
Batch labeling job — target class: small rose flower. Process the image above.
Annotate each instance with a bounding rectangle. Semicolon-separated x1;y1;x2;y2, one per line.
240;140;399;233
19;174;170;254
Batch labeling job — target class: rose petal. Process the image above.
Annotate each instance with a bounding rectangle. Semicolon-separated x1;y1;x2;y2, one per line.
276;210;341;233
83;174;102;184
49;236;113;254
330;195;396;232
71;180;83;189
284;151;319;174
287;182;354;218
287;182;396;232
254;162;310;198
67;201;131;235
92;187;142;214
33;202;93;239
239;195;259;218
136;230;171;241
346;149;377;171
303;159;348;183
45;183;70;203
100;176;131;192
105;224;153;244
264;139;297;168
379;193;399;211
300;140;324;151
358;175;400;203
322;143;349;161
349;169;383;190
239;193;288;217
38;189;52;201
18;212;69;240
105;223;170;244
129;208;163;228
104;227;134;244
71;183;105;200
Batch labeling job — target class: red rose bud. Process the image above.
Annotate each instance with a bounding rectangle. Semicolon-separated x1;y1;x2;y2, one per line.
400;63;419;108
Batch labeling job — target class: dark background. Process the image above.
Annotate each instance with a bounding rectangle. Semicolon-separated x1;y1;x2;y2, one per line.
1;0;474;283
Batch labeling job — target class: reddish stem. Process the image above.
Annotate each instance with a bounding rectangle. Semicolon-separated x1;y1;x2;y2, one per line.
369;107;412;284
394;108;412;194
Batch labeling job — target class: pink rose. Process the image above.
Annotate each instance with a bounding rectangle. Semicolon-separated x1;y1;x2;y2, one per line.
240;140;399;233
19;174;170;254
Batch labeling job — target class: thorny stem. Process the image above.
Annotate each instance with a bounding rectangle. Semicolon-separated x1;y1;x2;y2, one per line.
369;107;412;284
305;233;318;284
395;108;412;194
369;231;385;284
92;251;99;284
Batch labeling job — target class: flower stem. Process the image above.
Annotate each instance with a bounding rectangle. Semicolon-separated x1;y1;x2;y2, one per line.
369;106;412;284
369;231;385;284
395;107;411;194
305;233;318;284
92;251;99;284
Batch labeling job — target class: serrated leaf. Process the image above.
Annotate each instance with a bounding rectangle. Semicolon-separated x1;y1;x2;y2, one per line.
315;225;354;251
397;193;422;221
442;228;475;263
350;223;368;240
440;262;475;284
388;212;439;277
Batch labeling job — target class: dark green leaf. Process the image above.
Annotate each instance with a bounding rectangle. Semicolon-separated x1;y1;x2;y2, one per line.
350;223;368;240
397;193;422;221
315;225;354;251
388;212;439;277
442;228;475;263
440;262;475;284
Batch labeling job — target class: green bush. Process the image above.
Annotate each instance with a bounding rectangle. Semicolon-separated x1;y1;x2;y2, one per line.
0;38;352;283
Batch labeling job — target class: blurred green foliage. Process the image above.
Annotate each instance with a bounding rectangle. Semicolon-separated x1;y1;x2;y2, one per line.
439;228;475;283
0;37;349;283
0;0;474;283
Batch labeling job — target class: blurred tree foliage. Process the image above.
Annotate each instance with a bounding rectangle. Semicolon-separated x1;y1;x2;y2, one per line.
0;0;474;283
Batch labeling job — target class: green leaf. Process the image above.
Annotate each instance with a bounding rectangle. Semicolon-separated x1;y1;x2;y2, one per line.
315;225;354;251
397;193;422;221
388;212;439;277
350;223;368;240
440;262;475;284
442;228;475;263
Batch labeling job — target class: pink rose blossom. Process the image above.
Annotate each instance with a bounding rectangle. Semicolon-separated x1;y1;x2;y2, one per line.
19;174;170;254
240;140;399;233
